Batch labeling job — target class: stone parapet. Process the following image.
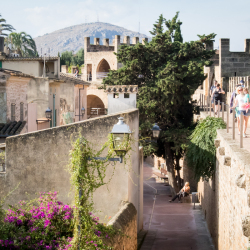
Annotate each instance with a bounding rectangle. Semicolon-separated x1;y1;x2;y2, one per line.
106;202;137;250
197;125;250;250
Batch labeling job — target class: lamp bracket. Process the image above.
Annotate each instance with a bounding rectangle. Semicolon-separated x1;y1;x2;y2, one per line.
88;156;123;163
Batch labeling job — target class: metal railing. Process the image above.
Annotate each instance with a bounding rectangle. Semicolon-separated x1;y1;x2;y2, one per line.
96;72;108;79
199;93;245;148
87;108;107;118
229;76;249;93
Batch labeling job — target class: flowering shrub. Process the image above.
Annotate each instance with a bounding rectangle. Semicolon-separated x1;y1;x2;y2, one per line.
0;192;74;249
0;192;116;250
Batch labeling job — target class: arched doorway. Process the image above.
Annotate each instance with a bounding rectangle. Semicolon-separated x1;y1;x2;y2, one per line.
96;59;110;79
87;95;106;118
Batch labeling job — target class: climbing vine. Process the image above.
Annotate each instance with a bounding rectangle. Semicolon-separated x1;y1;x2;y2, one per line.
69;133;132;249
186;116;226;180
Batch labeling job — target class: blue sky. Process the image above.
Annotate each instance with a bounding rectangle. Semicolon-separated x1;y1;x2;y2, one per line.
1;0;249;51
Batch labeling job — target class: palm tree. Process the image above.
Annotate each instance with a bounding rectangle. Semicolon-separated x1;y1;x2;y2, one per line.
8;32;38;57
0;14;15;36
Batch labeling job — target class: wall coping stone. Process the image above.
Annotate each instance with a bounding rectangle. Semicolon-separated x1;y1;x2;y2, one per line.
6;108;139;141
107;202;137;230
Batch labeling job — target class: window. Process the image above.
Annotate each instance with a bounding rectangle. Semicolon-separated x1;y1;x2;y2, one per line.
113;93;119;98
124;93;130;98
20;102;24;121
11;103;16;121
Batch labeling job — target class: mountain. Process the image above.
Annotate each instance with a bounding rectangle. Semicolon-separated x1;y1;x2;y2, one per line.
34;22;150;56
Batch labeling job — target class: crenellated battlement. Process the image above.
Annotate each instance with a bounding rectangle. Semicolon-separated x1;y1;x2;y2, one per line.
84;35;148;53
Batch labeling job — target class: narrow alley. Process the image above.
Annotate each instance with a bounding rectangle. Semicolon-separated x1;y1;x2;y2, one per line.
140;162;215;250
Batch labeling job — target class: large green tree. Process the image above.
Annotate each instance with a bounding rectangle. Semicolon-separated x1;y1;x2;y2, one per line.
0;14;15;36
103;12;216;192
60;49;84;72
8;32;37;57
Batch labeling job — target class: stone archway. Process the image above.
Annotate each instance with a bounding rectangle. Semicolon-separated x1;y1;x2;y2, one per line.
96;59;110;79
87;94;106;118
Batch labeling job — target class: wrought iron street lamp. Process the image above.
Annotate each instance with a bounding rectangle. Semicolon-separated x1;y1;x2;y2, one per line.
88;117;131;163
45;107;52;119
81;107;85;117
110;117;131;157
151;123;161;138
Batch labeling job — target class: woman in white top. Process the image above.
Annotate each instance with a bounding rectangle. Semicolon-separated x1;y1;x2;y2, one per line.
233;86;249;137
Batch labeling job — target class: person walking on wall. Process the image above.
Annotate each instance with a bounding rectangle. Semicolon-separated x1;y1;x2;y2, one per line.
211;83;225;115
210;80;217;111
232;86;249;137
240;79;245;88
169;182;190;203
230;84;242;121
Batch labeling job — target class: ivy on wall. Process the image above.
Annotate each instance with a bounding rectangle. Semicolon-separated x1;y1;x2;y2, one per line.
186;116;226;180
69;134;132;249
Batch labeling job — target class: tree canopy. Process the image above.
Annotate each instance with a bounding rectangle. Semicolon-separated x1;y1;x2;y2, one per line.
0;14;15;36
60;49;84;72
60;49;84;67
7;32;38;57
103;12;216;191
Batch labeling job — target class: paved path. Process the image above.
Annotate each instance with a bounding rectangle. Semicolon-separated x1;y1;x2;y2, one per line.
140;162;215;250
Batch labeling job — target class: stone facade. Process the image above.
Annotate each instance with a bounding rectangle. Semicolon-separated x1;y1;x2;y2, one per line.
82;35;147;115
0;109;143;231
0;69;89;136
197;113;250;250
203;39;250;96
106;202;137;250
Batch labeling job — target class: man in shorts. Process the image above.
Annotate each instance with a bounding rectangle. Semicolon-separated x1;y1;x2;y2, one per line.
210;80;217;110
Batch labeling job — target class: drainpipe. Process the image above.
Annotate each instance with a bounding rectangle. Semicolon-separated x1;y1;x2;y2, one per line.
79;86;84;121
53;94;56;127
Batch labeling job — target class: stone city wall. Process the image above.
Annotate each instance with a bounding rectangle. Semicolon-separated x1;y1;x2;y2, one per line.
0;109;142;230
197;113;250;249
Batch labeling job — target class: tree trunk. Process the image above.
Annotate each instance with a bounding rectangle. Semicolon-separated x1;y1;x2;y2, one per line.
176;156;182;191
165;143;178;194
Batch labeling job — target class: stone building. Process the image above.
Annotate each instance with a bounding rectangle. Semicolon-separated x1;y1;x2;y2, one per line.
81;35;147;116
0;37;90;138
203;38;250;96
105;85;138;114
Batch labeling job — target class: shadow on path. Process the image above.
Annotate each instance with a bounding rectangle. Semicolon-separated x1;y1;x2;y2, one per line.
140;162;215;250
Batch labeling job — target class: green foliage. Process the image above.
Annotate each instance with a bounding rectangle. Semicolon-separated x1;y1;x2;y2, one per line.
102;12;216;190
69;134;131;249
60;50;73;67
60;49;84;72
186;116;226;180
0;14;15;36
103;13;215;154
149;14;165;36
7;32;38;57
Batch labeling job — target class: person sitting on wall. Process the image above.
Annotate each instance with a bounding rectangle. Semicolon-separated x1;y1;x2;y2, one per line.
169;182;190;203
